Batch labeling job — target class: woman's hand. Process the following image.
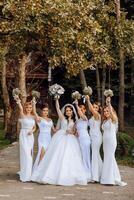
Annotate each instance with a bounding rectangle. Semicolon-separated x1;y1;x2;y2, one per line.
106;97;111;105
27;131;33;135
66;130;73;135
85;95;90;101
74;131;79;137
73;99;78;106
14;95;21;103
32;97;37;105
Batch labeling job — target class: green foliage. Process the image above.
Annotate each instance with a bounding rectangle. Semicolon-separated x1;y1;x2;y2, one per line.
0;122;10;150
117;132;134;158
0;0;134;76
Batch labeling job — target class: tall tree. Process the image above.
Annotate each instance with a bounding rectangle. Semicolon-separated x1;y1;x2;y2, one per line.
0;0;134;135
0;47;11;131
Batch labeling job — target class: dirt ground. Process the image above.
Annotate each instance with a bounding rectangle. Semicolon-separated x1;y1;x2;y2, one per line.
0;142;134;200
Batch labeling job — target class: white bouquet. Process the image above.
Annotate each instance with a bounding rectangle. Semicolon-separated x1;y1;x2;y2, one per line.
12;88;21;101
12;88;21;97
71;91;81;100
49;84;65;99
83;86;93;96
31;90;40;99
104;89;114;97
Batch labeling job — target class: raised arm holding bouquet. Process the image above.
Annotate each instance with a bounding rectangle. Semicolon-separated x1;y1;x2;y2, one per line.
101;90;127;186
12;88;36;182
31;90;55;167
85;87;102;183
73;96;91;182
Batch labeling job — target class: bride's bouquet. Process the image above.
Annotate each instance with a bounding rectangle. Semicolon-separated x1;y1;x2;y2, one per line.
104;89;114;97
12;88;21;102
83;86;93;96
49;84;65;99
71;91;81;100
82;86;92;103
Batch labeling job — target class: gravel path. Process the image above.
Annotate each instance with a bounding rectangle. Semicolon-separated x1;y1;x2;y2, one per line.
0;143;134;200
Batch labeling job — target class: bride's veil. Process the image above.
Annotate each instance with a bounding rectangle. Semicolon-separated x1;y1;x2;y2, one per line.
56;103;78;129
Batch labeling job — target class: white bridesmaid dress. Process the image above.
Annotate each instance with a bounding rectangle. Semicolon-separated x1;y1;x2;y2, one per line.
101;119;127;186
76;118;91;181
19;117;35;182
89;117;102;182
33;119;53;168
31;119;88;186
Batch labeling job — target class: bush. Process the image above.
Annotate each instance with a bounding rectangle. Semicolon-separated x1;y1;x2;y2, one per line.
116;132;134;158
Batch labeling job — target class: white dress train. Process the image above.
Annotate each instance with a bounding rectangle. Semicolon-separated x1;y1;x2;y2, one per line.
31;119;88;186
19;117;35;182
76;118;91;181
89;117;102;182
33;119;53;169
100;119;127;186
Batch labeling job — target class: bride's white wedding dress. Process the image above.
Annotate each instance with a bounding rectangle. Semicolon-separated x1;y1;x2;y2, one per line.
31;118;88;186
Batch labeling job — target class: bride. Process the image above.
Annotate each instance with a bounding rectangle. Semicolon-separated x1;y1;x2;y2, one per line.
31;98;88;186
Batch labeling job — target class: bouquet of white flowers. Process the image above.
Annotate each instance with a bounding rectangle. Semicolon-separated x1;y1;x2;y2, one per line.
71;91;81;100
12;88;21;101
49;84;65;99
104;89;114;97
83;86;93;96
31;90;40;99
12;88;21;97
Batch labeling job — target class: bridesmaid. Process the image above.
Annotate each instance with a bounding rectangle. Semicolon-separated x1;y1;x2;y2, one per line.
86;95;102;182
100;97;127;186
16;96;36;182
32;102;55;168
75;100;91;182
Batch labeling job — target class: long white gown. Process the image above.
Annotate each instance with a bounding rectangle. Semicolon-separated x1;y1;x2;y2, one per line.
101;119;127;186
76;118;91;181
19;117;35;182
33;119;53;168
89;117;102;182
31;119;88;186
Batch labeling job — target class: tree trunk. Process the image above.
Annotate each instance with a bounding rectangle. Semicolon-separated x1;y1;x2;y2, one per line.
79;70;90;117
6;63;19;142
1;60;11;131
79;70;87;90
96;66;101;102
101;67;106;107
5;105;19;143
128;59;134;124
18;53;29;105
115;0;125;131
5;54;29;143
118;50;125;130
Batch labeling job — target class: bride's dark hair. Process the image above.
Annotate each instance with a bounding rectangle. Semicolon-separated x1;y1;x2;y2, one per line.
64;105;76;122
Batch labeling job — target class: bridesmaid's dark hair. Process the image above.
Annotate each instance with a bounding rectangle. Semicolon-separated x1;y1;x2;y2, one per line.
41;103;49;110
64;106;76;122
79;104;86;110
